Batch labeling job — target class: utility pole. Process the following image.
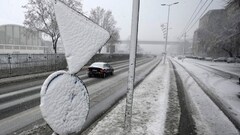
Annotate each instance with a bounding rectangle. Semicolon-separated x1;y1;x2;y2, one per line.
161;2;179;64
163;6;170;64
183;32;186;55
124;0;140;133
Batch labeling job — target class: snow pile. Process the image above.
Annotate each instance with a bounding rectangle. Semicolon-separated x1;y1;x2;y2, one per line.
54;1;110;74
40;71;89;135
86;62;170;135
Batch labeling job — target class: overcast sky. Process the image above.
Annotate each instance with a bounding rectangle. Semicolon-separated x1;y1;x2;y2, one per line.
0;0;226;54
0;0;226;40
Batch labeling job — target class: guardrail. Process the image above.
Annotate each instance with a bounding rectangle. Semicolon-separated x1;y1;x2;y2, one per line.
0;54;147;79
0;54;67;79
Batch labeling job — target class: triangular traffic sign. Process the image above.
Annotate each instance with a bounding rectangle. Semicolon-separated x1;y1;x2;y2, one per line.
54;1;110;74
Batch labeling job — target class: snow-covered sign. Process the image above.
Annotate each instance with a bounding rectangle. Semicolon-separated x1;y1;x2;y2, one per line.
40;71;89;134
54;0;110;74
40;0;110;134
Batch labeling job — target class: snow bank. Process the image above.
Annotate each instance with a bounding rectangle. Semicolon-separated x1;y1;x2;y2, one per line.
40;71;89;135
54;1;110;74
86;62;170;135
171;59;239;135
177;59;240;117
185;59;240;77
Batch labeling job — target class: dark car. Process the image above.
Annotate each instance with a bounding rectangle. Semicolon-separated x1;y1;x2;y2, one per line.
88;62;114;78
197;56;204;60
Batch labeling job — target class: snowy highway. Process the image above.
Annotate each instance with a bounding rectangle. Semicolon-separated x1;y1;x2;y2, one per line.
0;56;160;135
170;58;240;134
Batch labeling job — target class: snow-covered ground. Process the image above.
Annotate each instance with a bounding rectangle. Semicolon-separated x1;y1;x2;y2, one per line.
176;58;240;117
172;58;239;134
83;61;171;135
185;58;240;76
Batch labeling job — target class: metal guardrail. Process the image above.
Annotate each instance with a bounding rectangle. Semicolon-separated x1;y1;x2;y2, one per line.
0;54;67;79
0;53;147;79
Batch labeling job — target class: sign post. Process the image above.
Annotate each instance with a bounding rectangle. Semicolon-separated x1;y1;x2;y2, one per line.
124;0;140;133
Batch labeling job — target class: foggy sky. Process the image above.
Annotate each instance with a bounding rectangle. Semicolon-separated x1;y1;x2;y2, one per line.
0;0;226;54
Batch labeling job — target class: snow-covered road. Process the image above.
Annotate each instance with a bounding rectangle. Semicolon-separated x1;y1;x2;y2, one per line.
172;58;240;134
185;59;240;77
83;58;240;135
83;61;171;135
14;57;160;135
13;57;240;135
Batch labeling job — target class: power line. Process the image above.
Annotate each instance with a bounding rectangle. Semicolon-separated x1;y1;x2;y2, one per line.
182;0;203;34
186;0;213;33
185;0;208;31
180;0;209;38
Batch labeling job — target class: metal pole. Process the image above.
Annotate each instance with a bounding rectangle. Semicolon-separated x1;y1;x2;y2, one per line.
124;0;140;133
183;32;186;55
164;5;170;64
8;55;12;76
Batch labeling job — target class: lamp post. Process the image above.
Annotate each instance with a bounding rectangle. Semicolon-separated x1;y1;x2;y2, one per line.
124;0;140;133
161;2;179;64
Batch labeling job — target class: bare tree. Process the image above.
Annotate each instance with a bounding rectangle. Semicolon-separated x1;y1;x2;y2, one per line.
89;7;120;53
23;0;82;53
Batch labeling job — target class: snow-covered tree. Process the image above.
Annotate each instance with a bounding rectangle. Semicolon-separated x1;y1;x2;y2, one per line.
23;0;82;53
89;7;120;53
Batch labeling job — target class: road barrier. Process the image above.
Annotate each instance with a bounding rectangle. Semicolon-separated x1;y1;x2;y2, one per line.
0;53;145;79
0;54;66;79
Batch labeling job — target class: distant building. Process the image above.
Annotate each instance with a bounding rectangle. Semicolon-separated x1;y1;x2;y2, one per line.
193;3;240;57
192;9;227;57
199;9;227;31
0;24;64;54
0;24;44;54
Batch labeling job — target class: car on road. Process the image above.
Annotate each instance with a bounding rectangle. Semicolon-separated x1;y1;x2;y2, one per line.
88;62;114;78
197;56;204;60
213;57;227;62
205;57;213;61
226;57;235;63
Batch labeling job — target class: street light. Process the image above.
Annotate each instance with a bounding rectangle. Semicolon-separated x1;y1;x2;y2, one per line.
161;2;179;64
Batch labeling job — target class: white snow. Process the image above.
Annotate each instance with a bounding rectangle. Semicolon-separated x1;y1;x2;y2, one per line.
172;58;239;134
54;1;110;74
177;59;240;119
186;59;240;76
40;71;89;135
86;62;170;135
